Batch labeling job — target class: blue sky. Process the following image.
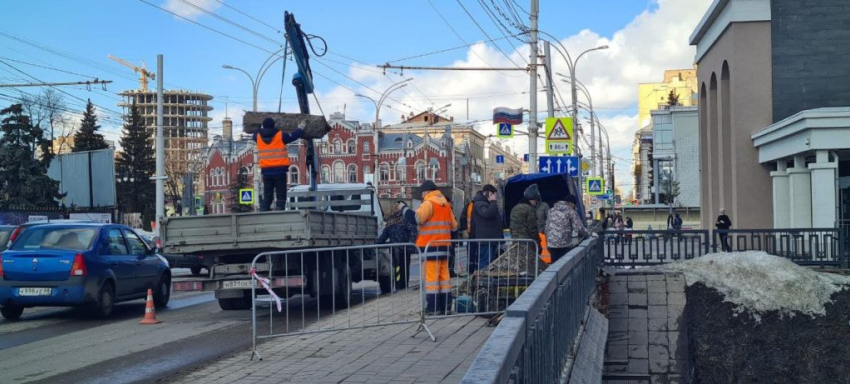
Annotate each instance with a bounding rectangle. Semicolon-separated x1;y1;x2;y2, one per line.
0;0;711;193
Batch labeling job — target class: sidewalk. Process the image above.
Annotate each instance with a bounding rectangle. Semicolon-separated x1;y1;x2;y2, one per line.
171;289;494;384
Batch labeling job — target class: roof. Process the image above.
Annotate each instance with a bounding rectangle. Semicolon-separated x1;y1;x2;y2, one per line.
378;133;423;151
689;0;771;62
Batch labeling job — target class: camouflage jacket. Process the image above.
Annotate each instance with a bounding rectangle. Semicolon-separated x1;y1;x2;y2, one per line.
545;201;589;249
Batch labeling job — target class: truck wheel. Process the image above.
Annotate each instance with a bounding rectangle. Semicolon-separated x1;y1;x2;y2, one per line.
218;290;252;310
320;265;351;309
0;305;24;321
190;266;203;276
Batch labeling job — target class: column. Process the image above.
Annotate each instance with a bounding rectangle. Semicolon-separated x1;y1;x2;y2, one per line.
787;155;812;228
808;150;838;228
771;160;790;228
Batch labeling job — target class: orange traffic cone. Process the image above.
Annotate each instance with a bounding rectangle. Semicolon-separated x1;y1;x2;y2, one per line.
140;288;161;325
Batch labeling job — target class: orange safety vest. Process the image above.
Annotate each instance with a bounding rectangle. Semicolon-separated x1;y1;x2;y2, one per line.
416;194;454;250
256;131;290;168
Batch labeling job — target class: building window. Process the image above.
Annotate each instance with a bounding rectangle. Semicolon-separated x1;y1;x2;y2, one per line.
379;163;390;182
348;164;357;183
334;139;342;154
363;141;370;153
407;140;413;148
397;162;406;181
415;161;426;181
363;166;371;181
430;162;440;180
333;161;345;183
321;165;330;184
347;140;356;154
289;166;299;185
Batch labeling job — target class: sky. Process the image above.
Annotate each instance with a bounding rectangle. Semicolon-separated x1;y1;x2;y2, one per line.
0;0;714;195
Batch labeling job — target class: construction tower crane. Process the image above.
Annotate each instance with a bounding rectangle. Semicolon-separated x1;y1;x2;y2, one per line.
108;54;156;92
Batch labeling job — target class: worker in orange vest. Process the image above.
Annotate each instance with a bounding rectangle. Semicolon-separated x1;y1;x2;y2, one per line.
253;117;304;211
415;180;458;315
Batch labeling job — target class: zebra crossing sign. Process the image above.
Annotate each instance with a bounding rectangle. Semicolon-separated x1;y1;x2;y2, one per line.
586;177;604;196
239;188;254;205
497;123;513;138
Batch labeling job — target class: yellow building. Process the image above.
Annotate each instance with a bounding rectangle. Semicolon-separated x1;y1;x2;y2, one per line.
637;69;698;127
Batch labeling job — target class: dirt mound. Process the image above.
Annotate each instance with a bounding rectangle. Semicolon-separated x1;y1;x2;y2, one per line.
686;283;850;384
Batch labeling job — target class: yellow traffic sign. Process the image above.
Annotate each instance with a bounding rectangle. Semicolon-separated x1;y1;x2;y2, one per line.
581;159;591;172
545;117;573;155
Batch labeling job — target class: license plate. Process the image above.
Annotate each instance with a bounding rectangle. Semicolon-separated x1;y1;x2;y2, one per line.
18;287;52;296
222;280;256;289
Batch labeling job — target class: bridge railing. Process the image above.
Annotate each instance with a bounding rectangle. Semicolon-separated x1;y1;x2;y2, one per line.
461;238;602;383
712;228;845;267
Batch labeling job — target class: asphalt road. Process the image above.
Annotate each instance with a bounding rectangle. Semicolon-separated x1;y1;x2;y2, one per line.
0;268;382;384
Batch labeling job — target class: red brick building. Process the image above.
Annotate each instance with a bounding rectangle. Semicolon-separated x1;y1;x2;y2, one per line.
203;112;454;211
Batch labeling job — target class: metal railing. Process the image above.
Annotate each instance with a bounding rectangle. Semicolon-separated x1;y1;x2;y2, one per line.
601;229;711;267
712;228;845;267
462;238;602;383
250;243;422;360
415;238;541;341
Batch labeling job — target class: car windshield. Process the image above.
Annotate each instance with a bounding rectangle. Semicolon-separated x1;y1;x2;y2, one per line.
11;227;97;252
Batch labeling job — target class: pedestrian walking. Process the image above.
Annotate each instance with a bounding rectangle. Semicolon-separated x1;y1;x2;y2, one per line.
253;117;304;211
469;184;502;273
415;180;458;315
376;207;417;290
625;216;634;245
716;209;732;252
545;195;589;263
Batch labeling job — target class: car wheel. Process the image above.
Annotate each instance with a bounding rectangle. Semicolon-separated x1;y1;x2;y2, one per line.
154;274;171;308
94;282;115;318
0;305;24;321
190;266;203;276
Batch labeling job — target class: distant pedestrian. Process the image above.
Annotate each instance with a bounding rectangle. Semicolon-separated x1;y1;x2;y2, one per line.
716;209;732;252
253;117;304;211
625;216;634;245
545;195;589;263
469;184;502;273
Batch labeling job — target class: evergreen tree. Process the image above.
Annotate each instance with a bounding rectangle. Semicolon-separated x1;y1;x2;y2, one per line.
230;166;252;213
666;89;680;107
73;99;109;152
0;104;62;207
116;102;155;230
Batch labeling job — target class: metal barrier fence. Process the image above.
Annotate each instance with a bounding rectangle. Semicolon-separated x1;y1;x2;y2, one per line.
461;238;602;383
415;238;541;341
601;229;711;267
249;243;422;360
712;228;845;267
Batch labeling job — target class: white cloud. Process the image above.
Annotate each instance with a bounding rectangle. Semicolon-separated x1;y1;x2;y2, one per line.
163;0;221;21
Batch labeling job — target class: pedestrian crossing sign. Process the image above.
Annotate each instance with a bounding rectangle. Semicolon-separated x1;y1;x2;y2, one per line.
239;188;254;205
497;122;513;138
544;117;574;155
586;177;604;196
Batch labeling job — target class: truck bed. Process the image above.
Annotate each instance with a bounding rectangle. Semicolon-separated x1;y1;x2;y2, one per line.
161;210;378;257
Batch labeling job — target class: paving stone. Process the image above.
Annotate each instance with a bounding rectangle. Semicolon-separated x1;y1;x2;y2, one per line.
610;281;628;293
610;305;629;318
669;359;688;374
610;318;628;333
647;293;666;306
667;332;680;350
645;275;666;281
628;359;649;374
627;281;647;293
628;307;648;319
607;344;628;360
666;305;684;318
628;330;648;346
649;358;670;374
648;318;668;332
646;281;667;293
628;275;647;282
629;293;648;306
610;293;628;306
648;306;667;319
628;317;647;332
667;293;686;306
648;331;667;346
628;345;648;359
608;331;629;345
667;316;682;332
648;344;669;361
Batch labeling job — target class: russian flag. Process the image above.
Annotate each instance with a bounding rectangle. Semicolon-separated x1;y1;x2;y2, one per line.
493;107;523;125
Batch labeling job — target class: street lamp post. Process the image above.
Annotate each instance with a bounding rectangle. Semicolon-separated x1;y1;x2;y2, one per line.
355;78;413;187
222;48;287;210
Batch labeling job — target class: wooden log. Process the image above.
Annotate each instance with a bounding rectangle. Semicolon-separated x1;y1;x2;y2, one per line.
242;111;331;139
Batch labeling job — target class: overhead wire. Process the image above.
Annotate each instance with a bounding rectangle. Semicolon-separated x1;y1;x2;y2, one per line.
176;0;282;46
210;0;281;33
454;0;523;69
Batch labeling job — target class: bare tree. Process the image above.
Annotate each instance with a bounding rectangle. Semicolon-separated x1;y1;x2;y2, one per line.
18;89;75;159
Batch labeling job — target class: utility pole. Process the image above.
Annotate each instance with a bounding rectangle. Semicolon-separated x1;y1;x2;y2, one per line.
528;0;539;173
154;54;165;236
544;41;555;119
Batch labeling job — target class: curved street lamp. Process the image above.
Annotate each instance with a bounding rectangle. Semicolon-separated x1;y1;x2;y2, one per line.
355;78;413;186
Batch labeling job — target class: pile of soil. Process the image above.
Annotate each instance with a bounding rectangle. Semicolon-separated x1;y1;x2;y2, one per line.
685;282;850;384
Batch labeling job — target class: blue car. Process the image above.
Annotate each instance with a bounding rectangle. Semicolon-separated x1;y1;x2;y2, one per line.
0;223;171;320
